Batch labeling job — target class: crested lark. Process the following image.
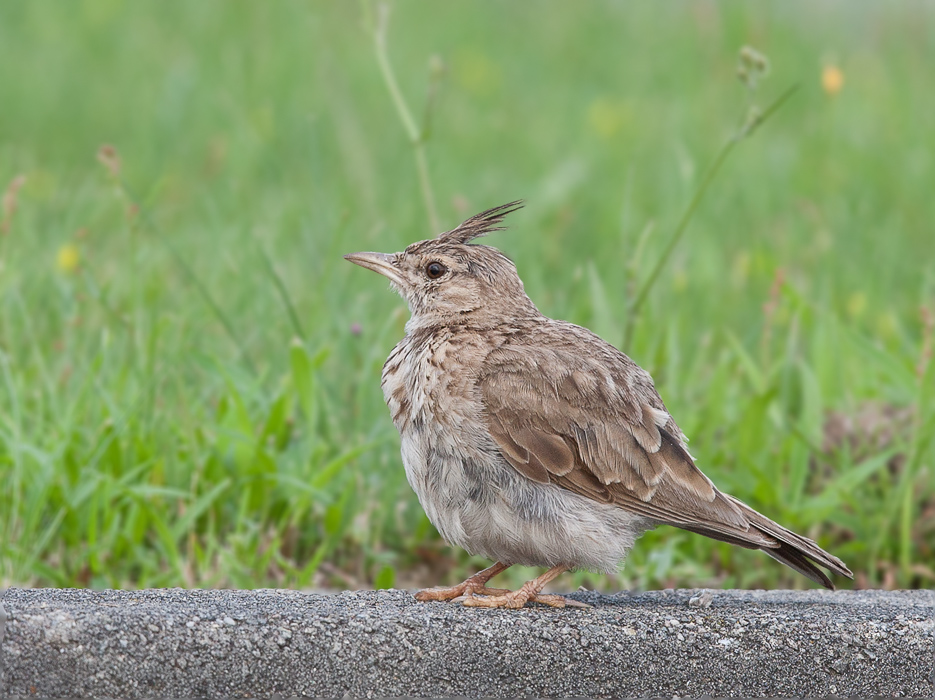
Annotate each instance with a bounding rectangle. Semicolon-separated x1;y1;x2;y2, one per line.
345;202;852;609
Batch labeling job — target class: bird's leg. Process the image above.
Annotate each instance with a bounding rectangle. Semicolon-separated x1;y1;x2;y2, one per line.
460;564;589;609
414;562;512;602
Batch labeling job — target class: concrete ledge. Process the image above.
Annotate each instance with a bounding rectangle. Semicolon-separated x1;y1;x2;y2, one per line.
1;587;933;698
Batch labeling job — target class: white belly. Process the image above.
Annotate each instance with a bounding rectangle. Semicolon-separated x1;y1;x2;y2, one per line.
399;429;651;574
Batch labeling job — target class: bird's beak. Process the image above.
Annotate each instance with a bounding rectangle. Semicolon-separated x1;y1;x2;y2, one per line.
343;251;405;286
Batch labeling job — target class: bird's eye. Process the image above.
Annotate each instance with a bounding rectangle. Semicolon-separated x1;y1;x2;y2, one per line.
425;261;447;279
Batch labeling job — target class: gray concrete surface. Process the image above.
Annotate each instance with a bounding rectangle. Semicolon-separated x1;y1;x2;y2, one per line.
1;587;933;698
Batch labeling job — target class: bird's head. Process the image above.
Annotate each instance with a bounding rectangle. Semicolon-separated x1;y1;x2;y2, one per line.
344;201;538;329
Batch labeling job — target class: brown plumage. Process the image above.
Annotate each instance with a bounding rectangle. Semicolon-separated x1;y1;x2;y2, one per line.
345;202;852;609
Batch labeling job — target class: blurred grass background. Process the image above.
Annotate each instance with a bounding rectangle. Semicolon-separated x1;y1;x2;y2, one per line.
1;1;933;592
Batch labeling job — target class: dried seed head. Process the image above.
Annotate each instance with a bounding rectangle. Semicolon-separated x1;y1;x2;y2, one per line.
97;144;121;178
1;174;27;234
737;45;770;91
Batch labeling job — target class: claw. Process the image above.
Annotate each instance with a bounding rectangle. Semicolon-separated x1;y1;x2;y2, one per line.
561;597;592;609
530;593;570;608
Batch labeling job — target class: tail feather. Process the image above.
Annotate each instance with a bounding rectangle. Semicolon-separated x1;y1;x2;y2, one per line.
680;494;853;590
761;542;835;589
726;494;853;579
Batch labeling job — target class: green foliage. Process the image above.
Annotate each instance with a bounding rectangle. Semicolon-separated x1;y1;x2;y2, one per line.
1;2;933;591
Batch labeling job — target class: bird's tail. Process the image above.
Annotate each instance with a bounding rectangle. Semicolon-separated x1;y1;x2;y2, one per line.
682;495;853;589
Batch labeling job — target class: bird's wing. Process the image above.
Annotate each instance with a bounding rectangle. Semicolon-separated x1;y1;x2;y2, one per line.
478;326;774;546
479;324;854;587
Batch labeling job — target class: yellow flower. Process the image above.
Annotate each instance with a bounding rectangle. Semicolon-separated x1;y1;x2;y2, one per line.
57;244;80;273
822;65;844;96
846;291;866;319
453;49;501;97
587;98;631;140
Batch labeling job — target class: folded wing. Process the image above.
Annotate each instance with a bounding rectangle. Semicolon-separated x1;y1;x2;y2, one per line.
479;332;852;588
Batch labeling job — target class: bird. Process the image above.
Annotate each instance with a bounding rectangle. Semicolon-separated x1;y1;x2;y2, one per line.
344;201;853;609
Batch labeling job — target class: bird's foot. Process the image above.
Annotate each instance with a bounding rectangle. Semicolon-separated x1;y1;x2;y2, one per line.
453;564;589;609
414;562;512;602
459;590;589;609
415;583;511;602
415;563;588;609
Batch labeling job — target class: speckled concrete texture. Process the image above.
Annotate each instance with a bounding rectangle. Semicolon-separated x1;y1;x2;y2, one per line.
1;587;933;698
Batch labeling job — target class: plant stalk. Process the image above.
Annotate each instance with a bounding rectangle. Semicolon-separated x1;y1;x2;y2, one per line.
622;84;799;350
371;2;440;234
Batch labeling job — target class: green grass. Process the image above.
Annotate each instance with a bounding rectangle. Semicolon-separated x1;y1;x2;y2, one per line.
1;2;933;592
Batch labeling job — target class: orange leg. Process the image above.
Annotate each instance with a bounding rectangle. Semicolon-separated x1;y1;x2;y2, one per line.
460;564;589;609
415;562;512;602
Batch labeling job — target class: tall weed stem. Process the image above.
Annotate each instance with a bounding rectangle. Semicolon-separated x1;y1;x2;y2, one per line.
623;84;799;349
366;1;441;234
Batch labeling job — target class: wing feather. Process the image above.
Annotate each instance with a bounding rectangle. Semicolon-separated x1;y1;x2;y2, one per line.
477;333;839;564
475;313;851;586
487;412;550;484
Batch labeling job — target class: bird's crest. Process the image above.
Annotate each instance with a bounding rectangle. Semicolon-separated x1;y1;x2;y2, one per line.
436;200;524;245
